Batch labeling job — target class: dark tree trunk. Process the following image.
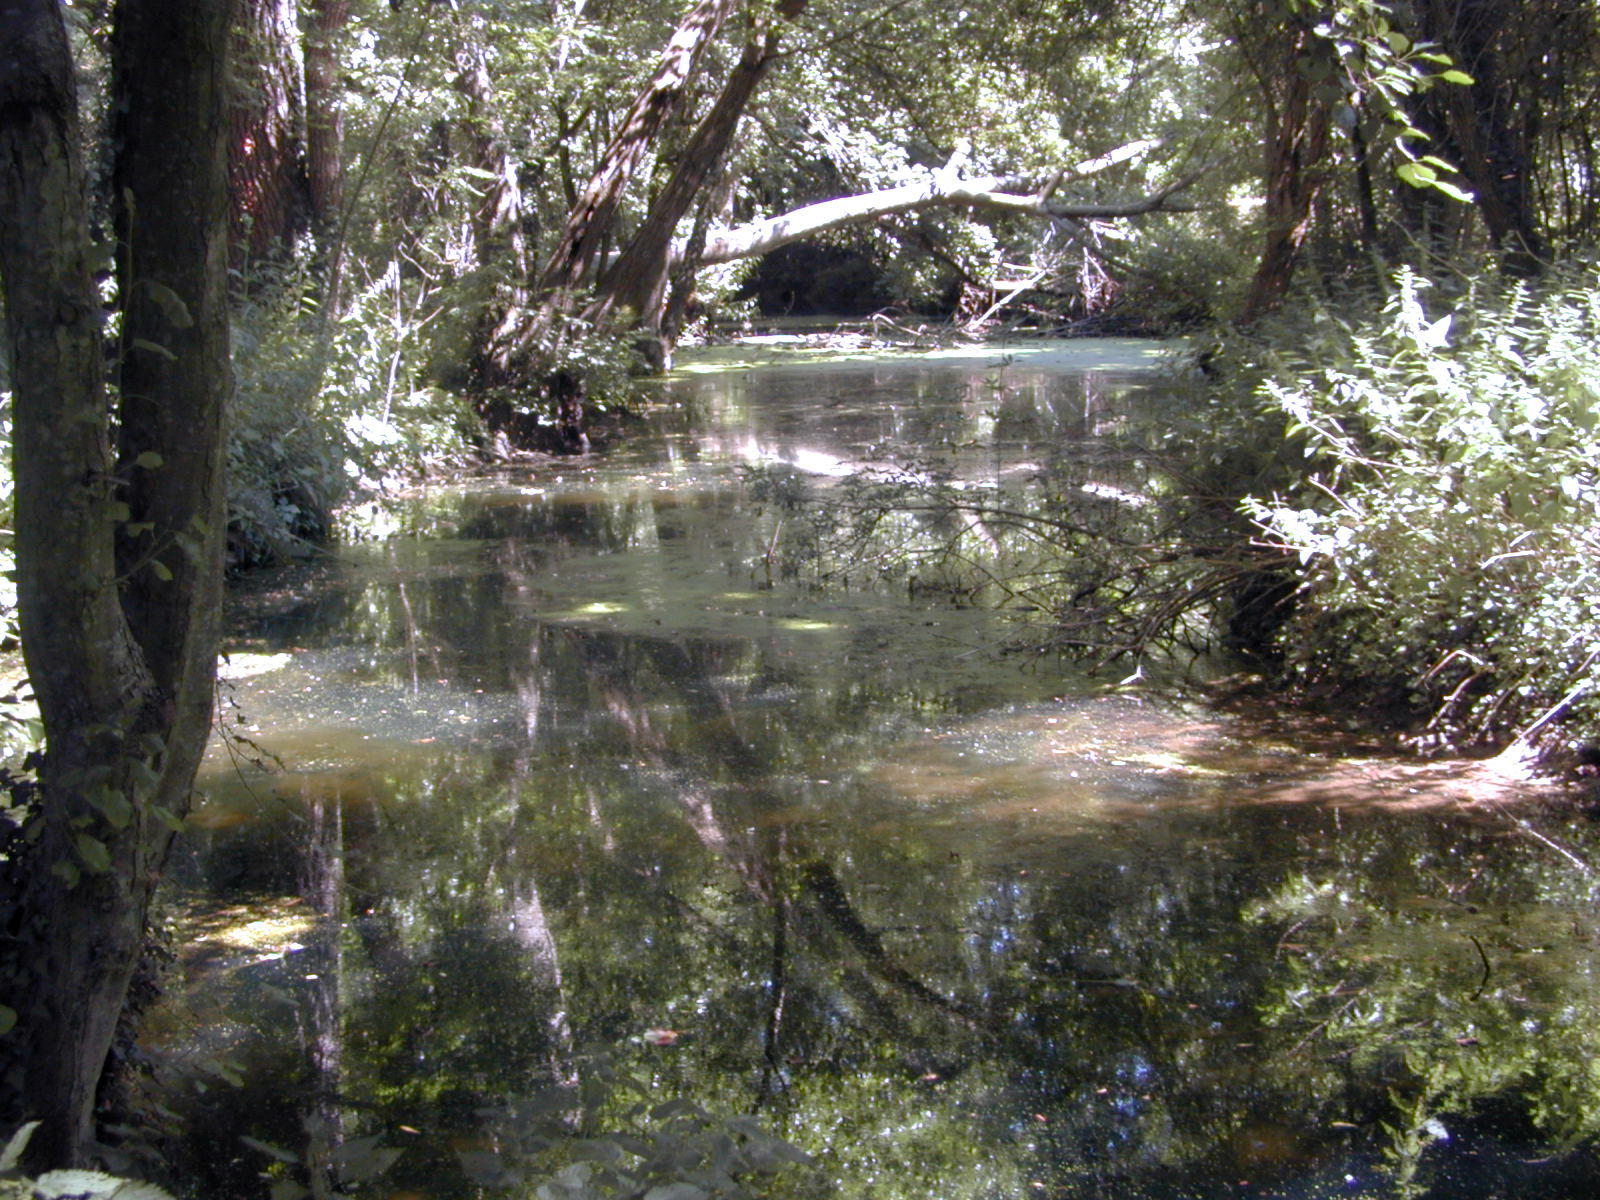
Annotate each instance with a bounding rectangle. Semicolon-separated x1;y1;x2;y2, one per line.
0;0;233;1167
1417;0;1547;273
456;20;535;399
591;0;808;345
1240;25;1332;323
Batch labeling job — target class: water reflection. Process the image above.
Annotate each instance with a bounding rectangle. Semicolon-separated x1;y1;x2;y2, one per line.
155;345;1600;1198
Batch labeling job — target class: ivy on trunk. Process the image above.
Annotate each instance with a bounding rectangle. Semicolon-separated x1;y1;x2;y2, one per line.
0;0;233;1167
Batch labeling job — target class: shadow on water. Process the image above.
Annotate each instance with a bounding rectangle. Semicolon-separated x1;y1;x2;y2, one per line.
149;341;1600;1198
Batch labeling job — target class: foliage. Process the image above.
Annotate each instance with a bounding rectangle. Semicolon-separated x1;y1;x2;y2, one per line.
0;1123;177;1200
1246;846;1600;1194
1242;265;1600;745
228;265;483;565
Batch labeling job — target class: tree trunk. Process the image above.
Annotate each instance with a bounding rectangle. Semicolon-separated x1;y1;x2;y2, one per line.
229;0;310;272
305;0;351;304
692;162;1204;269
532;0;738;302
0;0;233;1167
482;0;736;451
1417;0;1547;273
1240;24;1332;323
457;19;534;402
591;0;809;342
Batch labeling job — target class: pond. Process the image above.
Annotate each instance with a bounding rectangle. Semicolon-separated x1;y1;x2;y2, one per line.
151;340;1600;1199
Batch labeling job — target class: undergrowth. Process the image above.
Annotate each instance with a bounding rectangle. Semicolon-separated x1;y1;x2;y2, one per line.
1239;265;1600;750
229;262;484;565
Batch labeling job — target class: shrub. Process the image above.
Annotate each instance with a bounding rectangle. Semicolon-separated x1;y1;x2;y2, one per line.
229;264;484;564
1244;266;1600;748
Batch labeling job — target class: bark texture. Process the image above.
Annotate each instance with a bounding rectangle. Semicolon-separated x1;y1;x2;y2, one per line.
229;0;310;268
305;0;352;300
1417;0;1547;272
533;0;738;300
0;0;232;1166
1240;23;1332;323
593;0;809;335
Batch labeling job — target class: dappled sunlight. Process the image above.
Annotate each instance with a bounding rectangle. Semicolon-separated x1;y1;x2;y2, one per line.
155;349;1600;1200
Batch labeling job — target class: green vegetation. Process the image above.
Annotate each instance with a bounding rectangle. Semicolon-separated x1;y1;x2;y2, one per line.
1243;266;1600;747
5;0;1600;1190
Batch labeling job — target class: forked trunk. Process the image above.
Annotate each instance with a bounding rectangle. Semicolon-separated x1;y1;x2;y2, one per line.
0;0;232;1166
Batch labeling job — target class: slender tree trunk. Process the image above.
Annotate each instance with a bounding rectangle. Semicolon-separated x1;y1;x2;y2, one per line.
0;0;233;1166
457;20;535;418
1240;25;1332;323
1417;0;1546;273
533;0;738;301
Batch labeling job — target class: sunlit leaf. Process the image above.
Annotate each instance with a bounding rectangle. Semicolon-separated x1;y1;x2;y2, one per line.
0;1120;38;1170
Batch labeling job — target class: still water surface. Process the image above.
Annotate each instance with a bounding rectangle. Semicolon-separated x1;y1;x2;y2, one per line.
158;341;1600;1199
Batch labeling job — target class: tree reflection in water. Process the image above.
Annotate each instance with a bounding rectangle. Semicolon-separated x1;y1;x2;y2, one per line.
157;349;1600;1199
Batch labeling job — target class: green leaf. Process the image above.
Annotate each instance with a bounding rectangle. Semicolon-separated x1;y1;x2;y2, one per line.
1396;161;1437;188
50;860;81;887
34;1169;125;1199
1439;68;1475;85
142;281;194;328
130;758;160;789
107;501;132;523
149;559;174;582
1430;178;1475;203
124;522;156;537
642;1186;708;1200
88;786;134;830
0;1005;15;1036
175;531;205;565
130;337;177;362
133;451;164;470
152;805;187;833
76;833;112;873
0;1120;39;1170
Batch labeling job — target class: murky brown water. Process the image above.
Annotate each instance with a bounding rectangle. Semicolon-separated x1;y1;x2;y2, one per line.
152;341;1600;1199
